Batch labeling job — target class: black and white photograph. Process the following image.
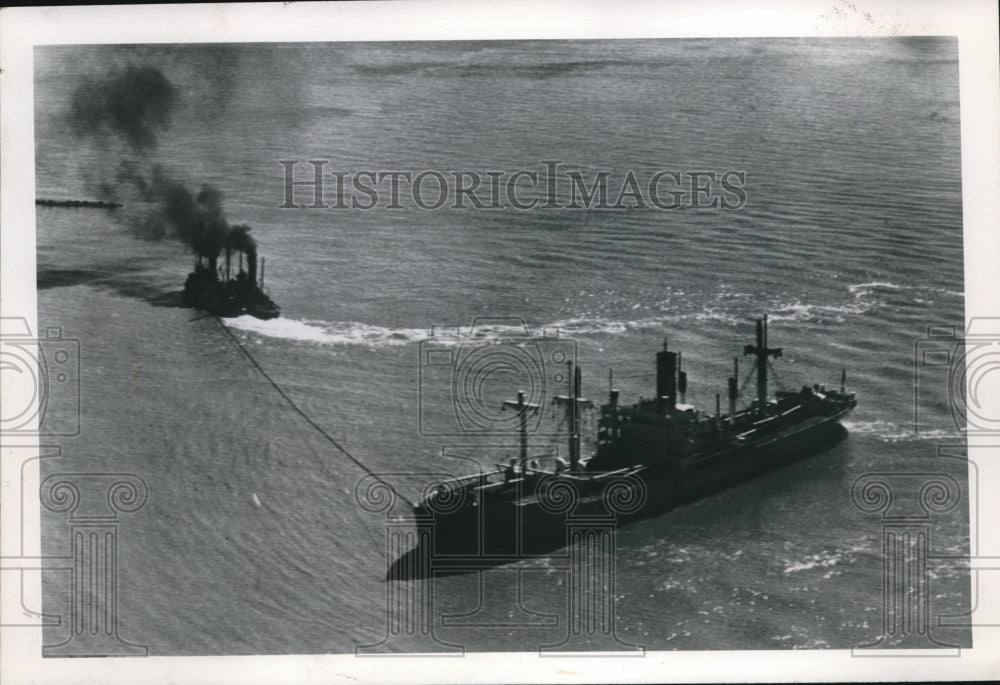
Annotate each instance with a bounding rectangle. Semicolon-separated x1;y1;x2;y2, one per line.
2;1;998;683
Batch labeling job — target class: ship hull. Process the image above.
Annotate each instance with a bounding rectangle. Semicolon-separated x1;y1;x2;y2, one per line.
182;291;244;318
246;302;282;320
422;408;851;558
183;275;281;320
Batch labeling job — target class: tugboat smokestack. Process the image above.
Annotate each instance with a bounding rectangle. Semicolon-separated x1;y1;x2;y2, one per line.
182;226;279;319
728;376;738;422
247;249;257;284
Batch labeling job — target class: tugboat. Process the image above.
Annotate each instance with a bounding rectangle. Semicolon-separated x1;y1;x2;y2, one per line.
183;246;280;320
415;316;857;555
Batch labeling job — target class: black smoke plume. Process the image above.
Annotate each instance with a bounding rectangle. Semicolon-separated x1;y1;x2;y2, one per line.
228;224;257;262
159;178;238;259
71;65;177;152
72;63;256;266
118;167;255;260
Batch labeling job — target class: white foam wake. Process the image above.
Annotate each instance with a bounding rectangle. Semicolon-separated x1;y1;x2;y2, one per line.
842;419;961;443
848;281;905;297
226;316;430;346
767;300;872;322
225;283;900;348
550;299;869;334
226;316;569;347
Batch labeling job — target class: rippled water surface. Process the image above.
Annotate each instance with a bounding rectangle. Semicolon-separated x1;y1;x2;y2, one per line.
34;37;968;654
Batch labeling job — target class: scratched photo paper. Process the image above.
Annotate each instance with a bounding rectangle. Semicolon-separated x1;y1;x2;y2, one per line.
2;2;998;683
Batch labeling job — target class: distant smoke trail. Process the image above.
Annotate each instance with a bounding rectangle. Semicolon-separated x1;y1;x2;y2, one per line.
70;65;177;152
71;63;255;262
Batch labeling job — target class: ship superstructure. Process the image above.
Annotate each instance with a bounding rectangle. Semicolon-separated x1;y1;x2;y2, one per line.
414;316;857;555
183;245;280;319
589;316;854;473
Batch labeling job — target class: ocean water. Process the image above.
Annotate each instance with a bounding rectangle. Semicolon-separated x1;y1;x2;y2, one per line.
33;38;969;654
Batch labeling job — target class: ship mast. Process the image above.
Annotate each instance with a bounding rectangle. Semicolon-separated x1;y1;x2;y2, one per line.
502;391;539;467
743;314;782;412
552;362;591;471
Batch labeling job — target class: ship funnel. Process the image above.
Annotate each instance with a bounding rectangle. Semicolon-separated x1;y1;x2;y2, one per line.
656;344;678;410
208;254;218;280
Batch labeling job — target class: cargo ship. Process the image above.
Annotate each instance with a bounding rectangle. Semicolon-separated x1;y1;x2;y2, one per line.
414;316;857;556
183;246;280;320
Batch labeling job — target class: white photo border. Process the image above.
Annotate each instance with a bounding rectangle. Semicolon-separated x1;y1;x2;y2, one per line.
2;1;998;683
